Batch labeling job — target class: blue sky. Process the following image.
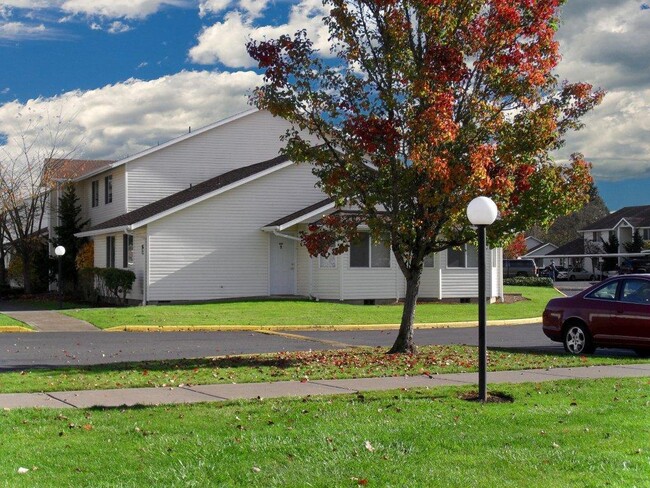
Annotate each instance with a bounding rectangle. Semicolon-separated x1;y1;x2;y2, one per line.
0;0;649;211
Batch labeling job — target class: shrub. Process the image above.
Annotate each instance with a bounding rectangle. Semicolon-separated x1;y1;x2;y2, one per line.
503;276;554;287
78;268;99;303
95;268;136;305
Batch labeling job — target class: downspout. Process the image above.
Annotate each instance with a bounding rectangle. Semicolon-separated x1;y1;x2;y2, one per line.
142;231;149;306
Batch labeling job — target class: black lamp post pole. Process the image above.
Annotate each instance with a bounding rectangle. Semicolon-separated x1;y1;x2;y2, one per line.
477;224;487;402
58;256;63;310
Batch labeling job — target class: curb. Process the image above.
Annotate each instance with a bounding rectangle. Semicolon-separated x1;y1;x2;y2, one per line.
0;326;34;333
103;317;542;333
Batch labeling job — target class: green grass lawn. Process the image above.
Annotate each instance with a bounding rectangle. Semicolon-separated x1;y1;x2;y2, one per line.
62;285;559;329
0;314;27;328
2;345;647;394
0;377;648;487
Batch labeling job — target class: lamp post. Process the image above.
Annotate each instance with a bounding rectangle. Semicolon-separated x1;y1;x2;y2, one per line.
466;197;498;402
54;245;66;309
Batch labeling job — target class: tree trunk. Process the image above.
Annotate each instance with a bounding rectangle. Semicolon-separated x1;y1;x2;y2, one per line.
388;267;422;354
0;247;7;287
21;251;32;294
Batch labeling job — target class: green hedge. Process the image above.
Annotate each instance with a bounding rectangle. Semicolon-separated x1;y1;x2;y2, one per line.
79;267;136;305
503;276;554;287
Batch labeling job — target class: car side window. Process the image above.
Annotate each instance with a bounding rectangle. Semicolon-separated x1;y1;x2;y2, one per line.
620;279;650;305
586;281;619;301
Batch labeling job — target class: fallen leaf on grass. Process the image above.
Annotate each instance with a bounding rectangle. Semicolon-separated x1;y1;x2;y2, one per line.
364;441;375;452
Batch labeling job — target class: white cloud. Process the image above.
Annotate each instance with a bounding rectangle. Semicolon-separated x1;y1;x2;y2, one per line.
107;20;131;34
0;20;55;39
238;0;269;19
0;70;262;161
189;0;330;67
198;0;231;17
0;1;58;8
198;0;269;19
554;0;650;179
60;0;190;20
559;88;650;181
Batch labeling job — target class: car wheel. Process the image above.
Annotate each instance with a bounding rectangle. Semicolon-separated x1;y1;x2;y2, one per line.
589;275;594;281
563;323;595;355
569;275;576;281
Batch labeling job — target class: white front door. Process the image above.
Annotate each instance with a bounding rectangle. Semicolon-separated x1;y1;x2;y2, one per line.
270;234;296;295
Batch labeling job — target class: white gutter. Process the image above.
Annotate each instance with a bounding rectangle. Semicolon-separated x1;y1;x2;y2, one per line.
76;226;129;238
547;252;650;258
272;229;302;242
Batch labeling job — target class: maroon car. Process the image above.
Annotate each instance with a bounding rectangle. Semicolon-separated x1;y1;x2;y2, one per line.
542;274;650;356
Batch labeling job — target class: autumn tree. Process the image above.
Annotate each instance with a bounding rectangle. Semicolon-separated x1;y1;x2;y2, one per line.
247;0;603;353
504;233;527;259
0;107;79;293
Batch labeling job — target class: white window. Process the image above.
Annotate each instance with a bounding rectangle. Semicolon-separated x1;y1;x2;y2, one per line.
643;229;650;240
350;233;390;268
319;254;337;269
447;244;479;268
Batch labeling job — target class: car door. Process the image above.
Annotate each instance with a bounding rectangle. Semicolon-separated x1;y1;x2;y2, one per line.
583;280;621;344
609;278;650;347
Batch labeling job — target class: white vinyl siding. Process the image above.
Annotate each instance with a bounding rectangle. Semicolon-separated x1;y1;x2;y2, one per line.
127;111;312;212
296;243;313;297
439;246;499;300
420;254;442;299
81;165;126;227
146;163;324;301
337;250;399;300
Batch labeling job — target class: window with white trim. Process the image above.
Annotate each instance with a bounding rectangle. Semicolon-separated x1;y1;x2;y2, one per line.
350;233;390;268
447;244;479;268
643;228;650;240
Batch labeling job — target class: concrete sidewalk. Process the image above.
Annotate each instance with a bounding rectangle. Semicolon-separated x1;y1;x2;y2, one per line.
1;363;648;409
1;310;98;332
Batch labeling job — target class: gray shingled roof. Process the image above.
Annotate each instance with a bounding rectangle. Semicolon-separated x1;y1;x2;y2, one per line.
581;205;650;231
547;238;585;256
84;155;290;233
264;198;334;228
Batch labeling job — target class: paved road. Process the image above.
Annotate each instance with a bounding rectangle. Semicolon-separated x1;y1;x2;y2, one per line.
0;323;634;371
